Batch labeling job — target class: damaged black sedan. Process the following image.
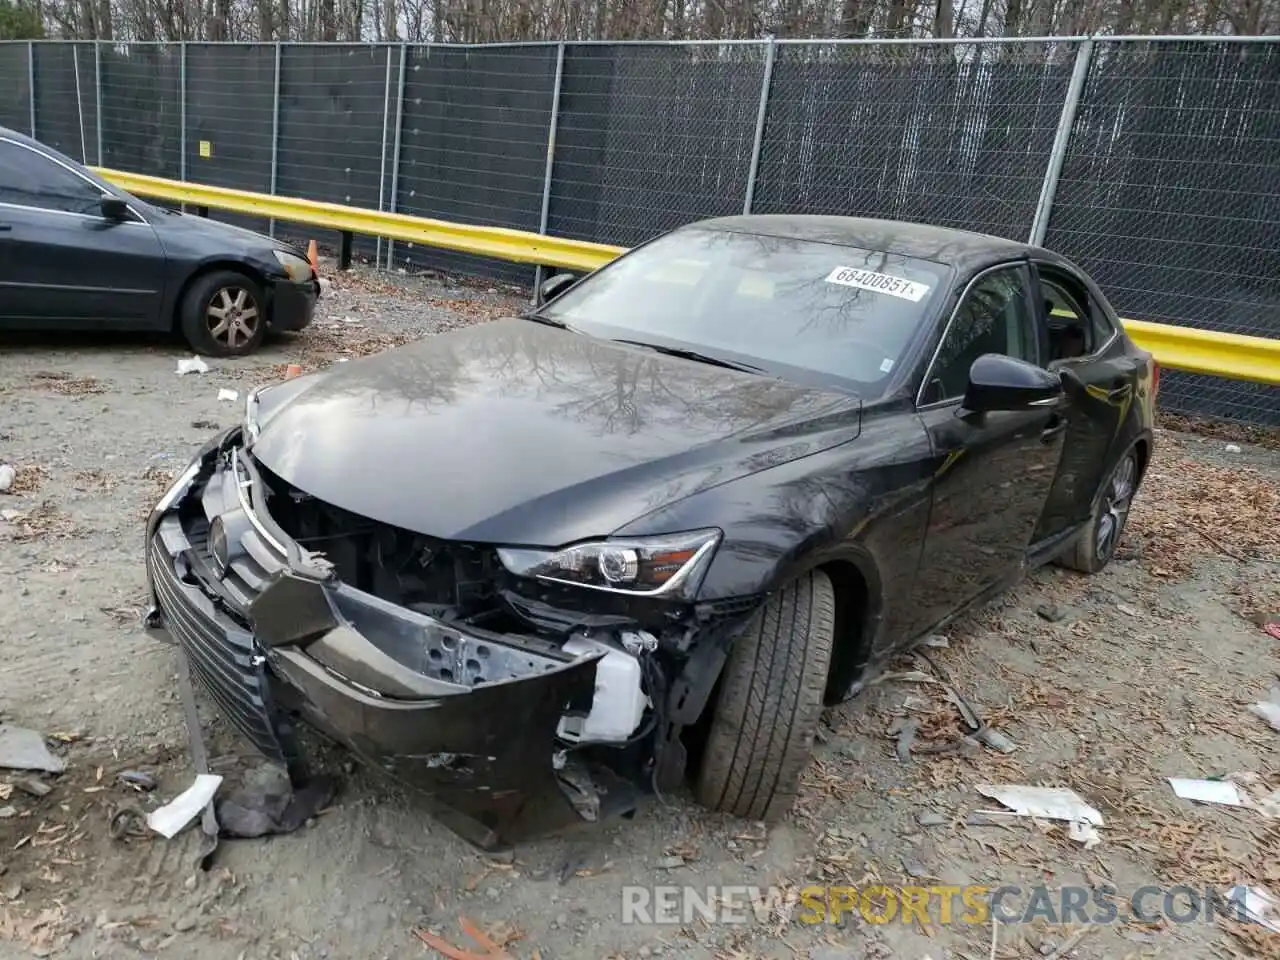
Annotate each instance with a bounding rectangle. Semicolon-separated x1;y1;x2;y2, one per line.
143;215;1158;847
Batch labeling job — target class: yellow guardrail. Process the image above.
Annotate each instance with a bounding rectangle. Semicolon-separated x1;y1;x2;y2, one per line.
95;167;1279;387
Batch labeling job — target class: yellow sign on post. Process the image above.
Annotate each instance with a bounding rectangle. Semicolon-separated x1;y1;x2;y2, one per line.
198;141;212;158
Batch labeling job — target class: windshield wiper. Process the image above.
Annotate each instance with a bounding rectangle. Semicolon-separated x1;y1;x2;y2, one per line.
609;339;766;375
520;312;574;331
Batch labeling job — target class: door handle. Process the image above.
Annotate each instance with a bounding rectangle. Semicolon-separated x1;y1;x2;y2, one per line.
1041;414;1068;442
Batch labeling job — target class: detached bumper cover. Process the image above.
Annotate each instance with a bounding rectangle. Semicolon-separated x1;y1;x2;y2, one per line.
143;434;606;845
268;277;318;331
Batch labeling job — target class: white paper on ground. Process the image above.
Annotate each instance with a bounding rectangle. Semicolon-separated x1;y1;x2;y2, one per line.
1167;777;1243;807
1068;820;1101;849
975;784;1104;826
217;388;239;403
176;356;209;375
145;773;223;839
1226;884;1280;933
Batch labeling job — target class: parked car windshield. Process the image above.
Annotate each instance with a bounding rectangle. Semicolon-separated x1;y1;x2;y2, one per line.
538;227;951;396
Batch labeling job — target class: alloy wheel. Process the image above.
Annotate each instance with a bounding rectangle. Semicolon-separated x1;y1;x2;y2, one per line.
1095;452;1136;561
206;286;261;351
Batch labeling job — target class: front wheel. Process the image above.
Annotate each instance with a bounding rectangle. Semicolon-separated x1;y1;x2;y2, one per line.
695;569;835;822
179;270;268;358
1057;446;1141;574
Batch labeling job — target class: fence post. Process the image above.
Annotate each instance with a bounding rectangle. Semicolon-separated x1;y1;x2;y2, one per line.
179;42;187;185
27;41;35;137
94;41;103;165
743;35;776;216
1030;39;1093;247
533;41;567;302
384;43;407;271
269;41;282;238
72;44;87;162
376;44;394;267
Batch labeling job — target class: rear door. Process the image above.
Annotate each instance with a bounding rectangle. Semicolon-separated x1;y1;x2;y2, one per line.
907;262;1067;637
1028;260;1144;545
0;137;166;328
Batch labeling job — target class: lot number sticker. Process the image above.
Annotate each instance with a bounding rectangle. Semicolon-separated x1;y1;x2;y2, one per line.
824;266;931;302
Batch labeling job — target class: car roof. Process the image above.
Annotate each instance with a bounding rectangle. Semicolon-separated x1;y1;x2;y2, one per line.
0;126;44;149
688;214;1050;273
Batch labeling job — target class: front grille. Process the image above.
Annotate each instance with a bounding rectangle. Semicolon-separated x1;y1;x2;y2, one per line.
148;532;296;766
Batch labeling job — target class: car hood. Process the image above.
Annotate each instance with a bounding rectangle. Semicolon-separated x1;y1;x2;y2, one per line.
147;206;305;258
249;318;862;544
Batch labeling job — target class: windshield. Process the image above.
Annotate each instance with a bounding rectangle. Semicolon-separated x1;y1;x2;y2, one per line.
538;227;951;396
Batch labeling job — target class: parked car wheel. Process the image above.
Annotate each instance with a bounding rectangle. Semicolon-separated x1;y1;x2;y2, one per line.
695;568;836;821
1056;446;1141;574
180;270;267;358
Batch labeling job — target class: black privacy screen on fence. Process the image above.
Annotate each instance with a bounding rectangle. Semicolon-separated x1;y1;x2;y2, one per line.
1;37;1276;426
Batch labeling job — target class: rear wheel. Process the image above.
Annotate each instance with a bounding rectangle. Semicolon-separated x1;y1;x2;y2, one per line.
1057;446;1140;574
179;270;267;358
695;569;835;822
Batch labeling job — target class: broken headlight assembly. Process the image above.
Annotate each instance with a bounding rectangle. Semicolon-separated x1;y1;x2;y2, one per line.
496;529;721;600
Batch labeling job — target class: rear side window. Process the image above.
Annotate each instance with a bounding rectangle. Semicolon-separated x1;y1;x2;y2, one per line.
0;139;104;216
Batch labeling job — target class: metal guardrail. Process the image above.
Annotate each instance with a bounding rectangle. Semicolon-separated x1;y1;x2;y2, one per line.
95;167;1280;388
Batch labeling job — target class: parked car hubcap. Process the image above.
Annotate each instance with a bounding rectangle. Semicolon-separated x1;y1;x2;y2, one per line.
1096;453;1136;560
207;287;260;350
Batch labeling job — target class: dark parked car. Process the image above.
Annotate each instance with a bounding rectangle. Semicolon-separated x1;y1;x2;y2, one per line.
142;215;1158;847
0;126;318;357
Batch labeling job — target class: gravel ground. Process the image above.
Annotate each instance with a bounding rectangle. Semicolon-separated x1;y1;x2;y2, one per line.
0;263;1277;960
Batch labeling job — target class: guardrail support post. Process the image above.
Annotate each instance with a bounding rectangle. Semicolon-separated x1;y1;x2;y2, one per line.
339;231;353;271
743;35;776;216
94;41;103;165
533;41;567;303
179;42;187;211
27;41;35;137
73;44;87;163
269;42;282;238
376;44;394;267
1030;39;1093;248
196;205;208;218
385;44;408;271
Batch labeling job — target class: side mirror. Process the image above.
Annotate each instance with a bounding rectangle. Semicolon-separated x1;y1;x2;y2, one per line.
537;272;577;306
962;353;1062;413
100;196;129;221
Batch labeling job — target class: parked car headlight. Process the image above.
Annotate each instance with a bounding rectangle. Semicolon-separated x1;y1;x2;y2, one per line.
497;529;721;599
273;249;313;282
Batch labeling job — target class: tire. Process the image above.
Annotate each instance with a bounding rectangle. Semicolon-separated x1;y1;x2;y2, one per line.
179;270;268;358
1056;446;1141;574
695;568;836;822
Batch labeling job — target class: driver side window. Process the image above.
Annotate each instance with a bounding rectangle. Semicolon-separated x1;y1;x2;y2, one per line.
0;139;104;216
923;265;1040;404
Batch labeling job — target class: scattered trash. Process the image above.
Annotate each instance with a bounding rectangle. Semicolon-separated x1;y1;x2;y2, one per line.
284;363;303;379
341;316;361;325
1264;623;1280;642
176;356;210;376
216;388;238;403
0;464;14;493
1068;820;1101;849
1167;777;1244;808
145;774;223;839
1227;884;1280;933
1115;602;1141;617
215;765;338;838
0;724;67;774
413;914;517;960
14;777;51;798
921;634;949;648
335;357;350;363
1249;687;1280;732
1225;443;1242;453
118;770;158;792
974;784;1105;827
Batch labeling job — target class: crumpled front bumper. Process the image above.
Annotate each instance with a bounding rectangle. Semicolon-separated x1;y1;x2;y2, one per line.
142;431;619;847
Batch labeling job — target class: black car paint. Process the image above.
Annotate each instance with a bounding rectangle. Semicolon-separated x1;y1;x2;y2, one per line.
0;126;317;333
143;215;1157;846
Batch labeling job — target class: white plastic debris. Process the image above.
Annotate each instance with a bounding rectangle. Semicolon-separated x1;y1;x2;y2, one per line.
217;388;239;403
1167;777;1243;807
145;773;223;839
176;356;210;375
0;464;14;493
1225;443;1242;453
1226;884;1280;933
975;784;1104;825
1068;820;1101;850
1249;687;1280;733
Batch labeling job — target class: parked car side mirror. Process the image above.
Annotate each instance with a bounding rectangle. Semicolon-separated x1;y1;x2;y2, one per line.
962;354;1063;413
100;196;129;221
537;272;577;306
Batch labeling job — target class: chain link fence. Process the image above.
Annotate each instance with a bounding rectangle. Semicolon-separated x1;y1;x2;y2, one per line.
0;37;1276;425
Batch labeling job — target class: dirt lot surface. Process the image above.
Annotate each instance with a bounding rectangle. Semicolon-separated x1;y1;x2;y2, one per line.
1;264;1278;960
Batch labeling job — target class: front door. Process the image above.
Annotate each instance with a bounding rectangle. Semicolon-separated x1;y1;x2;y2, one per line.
907;263;1066;637
0;137;165;327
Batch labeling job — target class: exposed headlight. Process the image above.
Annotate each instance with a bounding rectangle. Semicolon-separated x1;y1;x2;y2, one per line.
497;529;721;599
273;249;313;282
